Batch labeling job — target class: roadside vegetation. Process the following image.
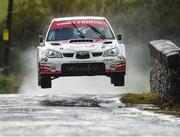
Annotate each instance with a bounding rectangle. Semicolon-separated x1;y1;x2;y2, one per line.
121;92;180;116
0;74;19;94
0;0;180;93
121;92;162;105
0;0;7;21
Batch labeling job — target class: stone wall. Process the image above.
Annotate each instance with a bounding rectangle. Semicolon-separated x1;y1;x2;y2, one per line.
149;40;180;104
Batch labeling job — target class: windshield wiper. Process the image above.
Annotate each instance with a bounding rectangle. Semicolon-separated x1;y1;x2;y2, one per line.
71;22;85;38
87;24;106;39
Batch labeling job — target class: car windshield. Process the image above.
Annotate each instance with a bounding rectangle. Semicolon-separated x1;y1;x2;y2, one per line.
47;19;115;41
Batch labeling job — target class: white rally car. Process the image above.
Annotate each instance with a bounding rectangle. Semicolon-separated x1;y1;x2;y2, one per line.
37;16;126;88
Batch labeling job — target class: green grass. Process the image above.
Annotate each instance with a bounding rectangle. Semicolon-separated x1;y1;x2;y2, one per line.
0;74;19;94
121;92;180;116
121;92;162;105
0;0;7;22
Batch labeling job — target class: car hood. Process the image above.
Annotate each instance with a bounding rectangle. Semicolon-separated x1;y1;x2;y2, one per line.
46;39;117;52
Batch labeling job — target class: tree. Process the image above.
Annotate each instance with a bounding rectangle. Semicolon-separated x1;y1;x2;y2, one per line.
3;0;13;75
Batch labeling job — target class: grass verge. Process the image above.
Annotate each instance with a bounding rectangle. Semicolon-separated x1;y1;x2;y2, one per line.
0;74;19;94
121;92;162;104
121;92;180;116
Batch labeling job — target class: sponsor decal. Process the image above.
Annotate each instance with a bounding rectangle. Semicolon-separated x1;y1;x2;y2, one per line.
69;44;95;48
51;20;109;30
84;44;95;48
70;45;82;48
77;51;89;56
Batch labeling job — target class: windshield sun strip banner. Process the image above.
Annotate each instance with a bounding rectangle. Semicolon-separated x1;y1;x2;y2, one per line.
50;20;109;30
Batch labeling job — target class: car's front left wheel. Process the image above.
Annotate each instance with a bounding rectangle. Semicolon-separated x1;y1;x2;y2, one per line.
38;74;41;86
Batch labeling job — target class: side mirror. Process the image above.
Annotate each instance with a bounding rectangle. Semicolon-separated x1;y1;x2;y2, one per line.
39;35;44;43
117;33;122;40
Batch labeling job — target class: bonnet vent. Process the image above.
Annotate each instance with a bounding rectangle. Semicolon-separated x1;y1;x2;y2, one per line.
69;39;93;43
103;41;112;44
51;43;60;45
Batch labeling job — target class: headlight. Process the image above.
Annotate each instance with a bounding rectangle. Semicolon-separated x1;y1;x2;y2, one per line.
103;47;120;57
46;49;62;58
118;54;125;60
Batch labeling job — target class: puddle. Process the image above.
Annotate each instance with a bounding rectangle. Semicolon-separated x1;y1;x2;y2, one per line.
40;95;122;107
41;97;101;107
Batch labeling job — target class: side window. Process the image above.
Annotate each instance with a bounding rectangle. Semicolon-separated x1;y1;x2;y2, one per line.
47;30;55;41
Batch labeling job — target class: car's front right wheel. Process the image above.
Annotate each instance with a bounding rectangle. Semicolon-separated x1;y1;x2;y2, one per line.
112;73;125;86
40;75;52;88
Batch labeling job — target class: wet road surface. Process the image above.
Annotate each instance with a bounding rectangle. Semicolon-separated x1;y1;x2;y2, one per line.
0;94;180;136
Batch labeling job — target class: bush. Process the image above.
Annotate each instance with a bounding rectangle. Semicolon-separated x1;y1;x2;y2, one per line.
0;74;19;94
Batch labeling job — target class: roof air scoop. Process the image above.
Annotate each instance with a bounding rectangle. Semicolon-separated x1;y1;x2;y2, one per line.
69;39;93;43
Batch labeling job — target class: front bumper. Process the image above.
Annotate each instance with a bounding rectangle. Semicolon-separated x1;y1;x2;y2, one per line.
38;58;126;76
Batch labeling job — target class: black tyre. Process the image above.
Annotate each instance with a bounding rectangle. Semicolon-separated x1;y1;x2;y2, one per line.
41;76;52;88
114;73;125;86
38;74;41;86
111;76;114;84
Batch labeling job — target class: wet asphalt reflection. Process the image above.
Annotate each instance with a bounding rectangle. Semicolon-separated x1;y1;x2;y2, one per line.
0;94;180;136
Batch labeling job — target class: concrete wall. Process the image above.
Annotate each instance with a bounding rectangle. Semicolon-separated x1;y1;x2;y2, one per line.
149;40;180;104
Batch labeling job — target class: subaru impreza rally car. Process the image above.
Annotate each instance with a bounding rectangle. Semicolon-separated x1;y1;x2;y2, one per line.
37;16;126;88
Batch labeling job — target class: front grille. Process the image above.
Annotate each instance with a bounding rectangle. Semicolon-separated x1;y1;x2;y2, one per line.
61;63;105;76
76;53;90;59
92;52;102;57
63;53;74;57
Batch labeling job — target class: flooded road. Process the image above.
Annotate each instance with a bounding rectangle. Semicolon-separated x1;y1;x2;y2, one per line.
0;94;180;136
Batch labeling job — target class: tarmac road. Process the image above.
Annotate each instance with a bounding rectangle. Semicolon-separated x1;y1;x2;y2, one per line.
0;94;180;136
